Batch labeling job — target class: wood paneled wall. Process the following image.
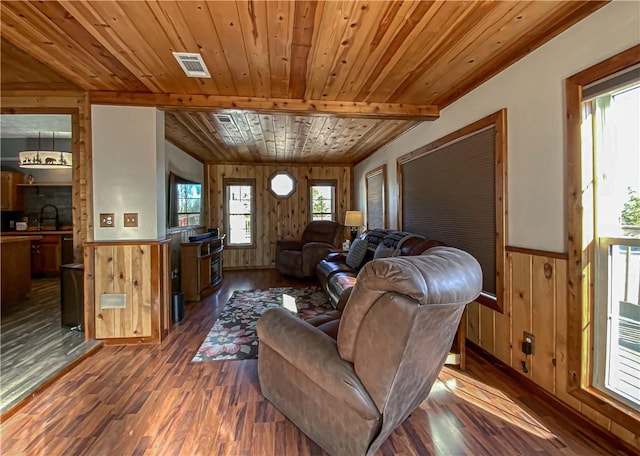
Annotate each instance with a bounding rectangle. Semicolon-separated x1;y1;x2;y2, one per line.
86;240;171;344
467;249;639;450
208;164;352;269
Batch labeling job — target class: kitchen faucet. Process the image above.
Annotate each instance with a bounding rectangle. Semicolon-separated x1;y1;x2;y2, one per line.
40;204;60;230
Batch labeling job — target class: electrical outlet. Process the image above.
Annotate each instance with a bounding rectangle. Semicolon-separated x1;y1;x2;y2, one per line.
124;213;138;227
100;213;115;228
523;331;535;355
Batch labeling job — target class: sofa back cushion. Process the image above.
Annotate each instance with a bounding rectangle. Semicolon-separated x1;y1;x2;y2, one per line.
338;247;482;363
345;238;368;268
302;220;343;246
373;243;399;259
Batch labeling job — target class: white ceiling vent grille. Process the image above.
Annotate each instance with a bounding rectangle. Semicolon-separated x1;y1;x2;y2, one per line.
172;52;211;78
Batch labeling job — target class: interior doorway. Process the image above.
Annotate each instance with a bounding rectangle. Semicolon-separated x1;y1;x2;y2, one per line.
0;113;98;416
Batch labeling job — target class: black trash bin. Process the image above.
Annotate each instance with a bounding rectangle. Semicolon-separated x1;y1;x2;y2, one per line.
61;263;84;330
172;291;185;323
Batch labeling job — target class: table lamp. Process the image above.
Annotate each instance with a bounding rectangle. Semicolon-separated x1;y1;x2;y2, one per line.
345;210;364;242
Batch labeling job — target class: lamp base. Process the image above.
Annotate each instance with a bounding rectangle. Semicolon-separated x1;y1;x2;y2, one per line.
350;228;358;242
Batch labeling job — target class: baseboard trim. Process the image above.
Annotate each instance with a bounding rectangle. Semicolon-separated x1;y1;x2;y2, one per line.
466;341;638;456
0;342;103;423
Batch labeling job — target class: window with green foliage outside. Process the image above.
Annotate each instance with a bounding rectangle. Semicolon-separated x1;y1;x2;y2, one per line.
309;181;335;221
176;183;201;226
169;173;202;228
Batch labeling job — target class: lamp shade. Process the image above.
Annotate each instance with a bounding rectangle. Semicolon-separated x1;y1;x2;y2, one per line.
19;150;72;169
345;210;364;227
18;132;71;169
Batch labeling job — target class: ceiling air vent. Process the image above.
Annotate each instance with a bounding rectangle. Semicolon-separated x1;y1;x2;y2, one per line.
172;52;211;78
215;114;233;123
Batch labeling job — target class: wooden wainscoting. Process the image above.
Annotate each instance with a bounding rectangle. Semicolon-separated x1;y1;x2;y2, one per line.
466;247;639;450
85;240;171;344
208;163;352;269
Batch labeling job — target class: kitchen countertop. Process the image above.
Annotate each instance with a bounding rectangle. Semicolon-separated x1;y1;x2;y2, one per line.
0;235;43;244
1;230;73;236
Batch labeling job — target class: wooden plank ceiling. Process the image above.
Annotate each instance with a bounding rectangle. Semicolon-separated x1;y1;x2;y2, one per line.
0;0;606;164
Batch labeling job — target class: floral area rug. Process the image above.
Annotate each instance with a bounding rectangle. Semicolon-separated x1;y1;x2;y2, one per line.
191;286;332;362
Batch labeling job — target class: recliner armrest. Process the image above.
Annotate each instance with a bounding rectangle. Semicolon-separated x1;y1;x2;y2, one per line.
257;307;379;420
276;239;304;256
301;242;339;277
301;241;334;252
324;252;347;262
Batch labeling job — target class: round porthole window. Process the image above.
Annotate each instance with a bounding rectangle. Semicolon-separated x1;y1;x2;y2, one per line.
268;171;296;198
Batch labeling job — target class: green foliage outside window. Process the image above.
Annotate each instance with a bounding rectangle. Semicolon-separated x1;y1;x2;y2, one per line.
620;187;640;226
311;185;334;220
176;182;201;226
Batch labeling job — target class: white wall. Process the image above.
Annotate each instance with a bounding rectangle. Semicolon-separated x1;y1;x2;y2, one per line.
165;140;204;185
92;105;166;241
165;140;205;229
354;1;640;253
155;111;166;238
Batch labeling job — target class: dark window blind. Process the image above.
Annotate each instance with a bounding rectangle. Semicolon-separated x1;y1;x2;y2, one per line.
401;127;496;294
583;64;640;101
366;171;384;229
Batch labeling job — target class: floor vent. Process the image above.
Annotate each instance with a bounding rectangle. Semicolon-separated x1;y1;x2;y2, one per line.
172;52;211;78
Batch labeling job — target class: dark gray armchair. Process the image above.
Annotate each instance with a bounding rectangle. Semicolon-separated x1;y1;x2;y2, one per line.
258;246;482;455
275;220;343;278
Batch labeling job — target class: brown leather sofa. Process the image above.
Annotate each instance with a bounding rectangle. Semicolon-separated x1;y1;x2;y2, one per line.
275;220;343;278
317;229;445;309
257;246;483;456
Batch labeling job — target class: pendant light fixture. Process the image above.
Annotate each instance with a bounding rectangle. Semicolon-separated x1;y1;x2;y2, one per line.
18;132;72;169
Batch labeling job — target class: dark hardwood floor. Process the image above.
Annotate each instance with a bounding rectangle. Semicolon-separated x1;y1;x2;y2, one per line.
0;270;632;455
0;278;101;416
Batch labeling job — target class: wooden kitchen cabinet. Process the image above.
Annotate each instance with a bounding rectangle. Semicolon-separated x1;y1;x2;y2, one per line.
0;171;24;211
31;234;61;277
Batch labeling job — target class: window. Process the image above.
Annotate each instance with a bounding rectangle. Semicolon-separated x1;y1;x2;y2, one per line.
398;110;506;312
225;179;255;246
566;46;640;428
268;171;296;198
365;165;387;229
309;180;336;221
582;76;640;410
168;173;202;228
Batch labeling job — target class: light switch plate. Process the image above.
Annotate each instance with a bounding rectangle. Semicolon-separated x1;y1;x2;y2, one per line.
100;213;115;227
124;212;138;227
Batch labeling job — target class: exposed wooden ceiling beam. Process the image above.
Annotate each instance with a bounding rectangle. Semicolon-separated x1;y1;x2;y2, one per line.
89;91;439;120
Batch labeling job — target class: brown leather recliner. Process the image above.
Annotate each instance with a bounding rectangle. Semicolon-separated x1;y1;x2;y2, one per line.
257;246;482;456
275;220;343;278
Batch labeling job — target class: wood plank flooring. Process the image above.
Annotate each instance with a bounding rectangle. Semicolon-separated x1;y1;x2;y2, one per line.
0;278;101;416
0;270;633;455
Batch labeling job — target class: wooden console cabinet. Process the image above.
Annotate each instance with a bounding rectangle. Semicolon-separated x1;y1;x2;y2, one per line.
181;234;225;301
